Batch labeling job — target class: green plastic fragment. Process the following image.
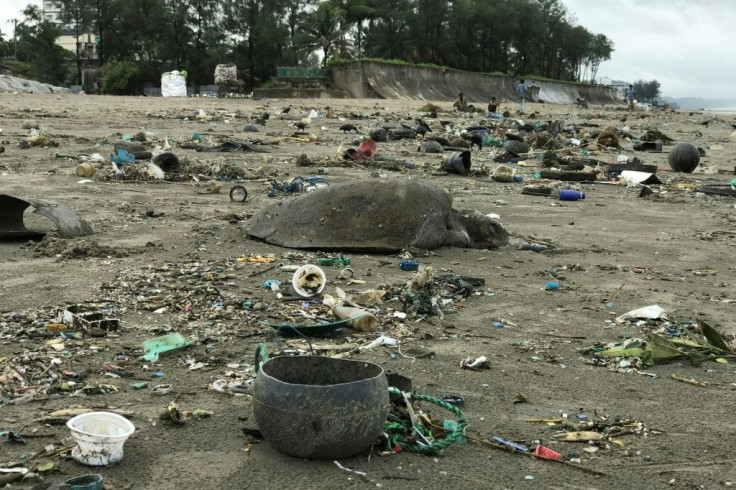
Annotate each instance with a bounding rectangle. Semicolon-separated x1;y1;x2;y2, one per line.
142;333;194;362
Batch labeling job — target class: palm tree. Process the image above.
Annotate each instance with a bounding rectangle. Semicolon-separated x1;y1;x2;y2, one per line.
300;1;349;66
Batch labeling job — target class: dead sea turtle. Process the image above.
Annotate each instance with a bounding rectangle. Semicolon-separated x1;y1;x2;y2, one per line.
246;179;508;252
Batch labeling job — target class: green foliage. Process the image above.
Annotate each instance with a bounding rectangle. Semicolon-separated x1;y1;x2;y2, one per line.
299;1;351;67
328;57;449;70
101;60;140;95
2;61;33;79
416;62;444;69
522;74;590;86
15;5;70;85
6;0;614;90
633;79;662;103
326;57;353;66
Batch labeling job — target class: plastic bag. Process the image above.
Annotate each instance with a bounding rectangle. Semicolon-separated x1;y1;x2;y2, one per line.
161;72;187;97
215;64;237;84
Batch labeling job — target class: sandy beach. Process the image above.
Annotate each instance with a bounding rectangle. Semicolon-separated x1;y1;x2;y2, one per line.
1;92;735;489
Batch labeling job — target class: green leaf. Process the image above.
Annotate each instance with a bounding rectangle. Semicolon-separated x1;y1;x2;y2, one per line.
687;353;709;367
698;319;734;353
669;338;705;349
641;350;654;367
647;334;687;364
597;347;647;358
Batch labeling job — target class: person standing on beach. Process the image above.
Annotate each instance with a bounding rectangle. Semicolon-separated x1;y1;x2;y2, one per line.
516;79;527;114
626;84;636;111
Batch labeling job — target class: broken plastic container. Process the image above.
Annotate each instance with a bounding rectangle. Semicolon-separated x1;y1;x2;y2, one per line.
534;444;562;460
67;412;135;466
142;333;194;362
292;264;326;297
59;474;104;490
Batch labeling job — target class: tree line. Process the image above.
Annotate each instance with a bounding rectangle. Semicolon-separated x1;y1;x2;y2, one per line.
0;0;614;93
633;79;662;104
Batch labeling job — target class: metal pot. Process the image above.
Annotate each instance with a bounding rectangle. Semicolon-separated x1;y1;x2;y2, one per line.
252;356;389;459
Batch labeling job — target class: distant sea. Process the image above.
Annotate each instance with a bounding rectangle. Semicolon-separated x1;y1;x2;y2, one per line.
708;108;736;114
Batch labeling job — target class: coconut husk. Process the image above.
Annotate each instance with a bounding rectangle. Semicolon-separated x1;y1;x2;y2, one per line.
640;129;674;142
419;103;442;113
596;128;620;148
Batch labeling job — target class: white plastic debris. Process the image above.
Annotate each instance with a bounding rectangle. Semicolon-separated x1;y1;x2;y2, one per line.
615;305;667;324
359;335;397;350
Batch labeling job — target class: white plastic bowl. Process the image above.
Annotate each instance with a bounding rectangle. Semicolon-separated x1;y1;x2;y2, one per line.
291;264;326;297
67;412;135;466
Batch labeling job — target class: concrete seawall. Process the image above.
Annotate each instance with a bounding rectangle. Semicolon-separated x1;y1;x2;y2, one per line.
330;61;623;105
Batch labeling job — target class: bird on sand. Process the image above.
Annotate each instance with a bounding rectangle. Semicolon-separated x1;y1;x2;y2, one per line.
281;105;291;115
461;132;483;150
339;124;359;133
415;119;432;133
414;125;429;137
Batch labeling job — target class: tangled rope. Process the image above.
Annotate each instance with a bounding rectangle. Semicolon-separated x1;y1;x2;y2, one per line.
253;348;466;455
384;387;466;455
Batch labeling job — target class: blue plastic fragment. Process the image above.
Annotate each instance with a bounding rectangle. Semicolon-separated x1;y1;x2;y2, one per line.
110;149;135;165
492;436;528;452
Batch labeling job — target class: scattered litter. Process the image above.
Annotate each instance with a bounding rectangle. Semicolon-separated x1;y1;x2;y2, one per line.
460;356;489;370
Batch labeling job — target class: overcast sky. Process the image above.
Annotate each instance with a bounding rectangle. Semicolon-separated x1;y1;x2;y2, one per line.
560;0;736;99
1;0;38;38
2;0;734;99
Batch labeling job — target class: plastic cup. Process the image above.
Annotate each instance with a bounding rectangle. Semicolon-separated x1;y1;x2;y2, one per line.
67;412;135;466
291;264;326;297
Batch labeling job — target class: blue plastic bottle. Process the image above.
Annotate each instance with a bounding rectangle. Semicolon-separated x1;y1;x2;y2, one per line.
559;189;585;201
399;260;420;271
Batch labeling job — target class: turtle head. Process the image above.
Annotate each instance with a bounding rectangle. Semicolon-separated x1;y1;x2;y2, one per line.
458;210;509;249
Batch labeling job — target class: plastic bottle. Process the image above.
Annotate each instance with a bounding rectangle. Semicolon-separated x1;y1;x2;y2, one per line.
399;260;420;271
559;189;585;201
317;256;351;267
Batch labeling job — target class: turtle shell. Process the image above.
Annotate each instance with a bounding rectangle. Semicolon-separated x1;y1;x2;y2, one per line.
246;179;506;252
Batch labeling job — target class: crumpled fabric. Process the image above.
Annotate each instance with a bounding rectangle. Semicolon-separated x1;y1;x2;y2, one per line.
343;140;377;161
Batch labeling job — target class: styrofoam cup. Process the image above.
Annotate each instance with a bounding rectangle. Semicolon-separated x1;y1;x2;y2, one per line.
67;412;135;466
292;264;326;297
